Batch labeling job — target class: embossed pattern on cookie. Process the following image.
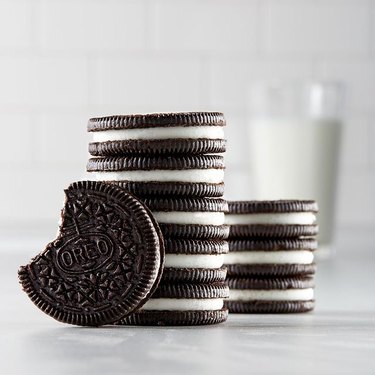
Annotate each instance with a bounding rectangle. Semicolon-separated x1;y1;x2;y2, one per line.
18;181;164;326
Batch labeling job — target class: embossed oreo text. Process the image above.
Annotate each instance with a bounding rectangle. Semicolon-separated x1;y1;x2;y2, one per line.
56;234;114;274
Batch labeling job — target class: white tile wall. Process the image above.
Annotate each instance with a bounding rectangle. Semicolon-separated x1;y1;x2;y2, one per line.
154;0;258;52
0;114;32;162
39;0;147;51
208;59;314;111
0;0;374;236
34;113;90;164
0;1;32;49
91;56;203;112
0;56;88;109
262;0;369;56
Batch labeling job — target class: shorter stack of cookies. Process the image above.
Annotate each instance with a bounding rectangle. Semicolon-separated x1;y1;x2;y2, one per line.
87;112;229;325
224;200;318;313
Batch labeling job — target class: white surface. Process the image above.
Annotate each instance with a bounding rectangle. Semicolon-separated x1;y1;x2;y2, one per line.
1;244;374;375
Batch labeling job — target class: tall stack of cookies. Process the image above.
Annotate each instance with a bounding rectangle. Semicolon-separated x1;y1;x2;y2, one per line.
224;200;318;313
87;112;229;325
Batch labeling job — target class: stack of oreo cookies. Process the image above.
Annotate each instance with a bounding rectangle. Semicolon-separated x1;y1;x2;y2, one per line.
87;112;229;325
224;200;318;313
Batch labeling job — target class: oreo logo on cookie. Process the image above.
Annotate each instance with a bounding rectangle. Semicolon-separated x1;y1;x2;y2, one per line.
56;233;114;274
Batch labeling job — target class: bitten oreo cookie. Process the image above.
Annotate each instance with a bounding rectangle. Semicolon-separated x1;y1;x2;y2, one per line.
225;200;318;238
88;112;226;156
225;238;317;277
115;282;229;326
18;181;164;326
225;276;315;314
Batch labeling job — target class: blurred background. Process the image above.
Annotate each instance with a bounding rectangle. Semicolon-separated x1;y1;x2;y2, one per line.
0;0;374;253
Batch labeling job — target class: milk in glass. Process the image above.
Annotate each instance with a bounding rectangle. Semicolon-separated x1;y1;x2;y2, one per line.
248;83;343;257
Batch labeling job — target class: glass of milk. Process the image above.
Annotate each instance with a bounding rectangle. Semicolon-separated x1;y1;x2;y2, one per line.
247;82;344;258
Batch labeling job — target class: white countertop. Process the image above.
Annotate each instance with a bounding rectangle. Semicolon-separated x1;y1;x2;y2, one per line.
1;245;374;375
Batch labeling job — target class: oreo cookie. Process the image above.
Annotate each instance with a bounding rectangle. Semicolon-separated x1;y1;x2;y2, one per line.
159;224;229;239
88;112;226;131
116;309;228;326
18;181;164;326
164;239;229;255
161;267;227;283
226;200;318;238
115;282;229;326
89;139;227;156
88;112;226;156
87;155;225;198
225;238;317;277
108;181;225;198
225;276;315;313
141;197;229;240
161;239;228;283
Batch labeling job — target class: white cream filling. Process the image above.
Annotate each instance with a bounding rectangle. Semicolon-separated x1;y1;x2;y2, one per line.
94;169;224;183
142;298;224;311
165;254;225;269
225;212;316;225
152;211;225;226
224;250;313;265
92;126;224;142
228;288;314;301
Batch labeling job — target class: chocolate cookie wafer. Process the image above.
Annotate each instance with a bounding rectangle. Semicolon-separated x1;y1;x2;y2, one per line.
108;181;225;198
225;276;315;313
225;238;317;277
226;200;319;238
88;112;226;156
162;239;228;283
18;181;164;326
141;197;229;240
87;155;225;198
115;282;229;326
